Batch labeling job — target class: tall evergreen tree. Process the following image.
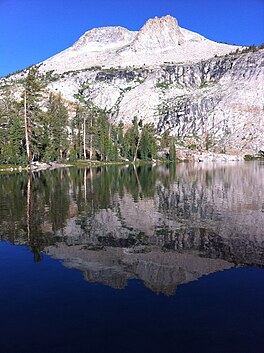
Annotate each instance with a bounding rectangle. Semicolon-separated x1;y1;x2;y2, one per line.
169;138;177;162
22;66;45;164
122;117;139;161
70;105;83;160
44;93;69;161
0;87;26;164
160;130;170;148
95;110;112;161
74;94;100;160
139;123;157;160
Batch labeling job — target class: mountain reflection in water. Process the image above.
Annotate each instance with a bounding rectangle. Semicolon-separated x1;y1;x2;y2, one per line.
0;162;263;296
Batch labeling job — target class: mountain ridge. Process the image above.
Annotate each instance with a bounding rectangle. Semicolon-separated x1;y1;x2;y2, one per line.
41;15;240;74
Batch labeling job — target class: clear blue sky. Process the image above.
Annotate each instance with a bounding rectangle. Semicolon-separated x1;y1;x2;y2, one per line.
1;0;263;77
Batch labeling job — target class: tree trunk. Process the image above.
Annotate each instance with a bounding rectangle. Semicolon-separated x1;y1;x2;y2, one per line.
24;91;32;165
133;131;141;164
90;115;93;160
83;113;87;160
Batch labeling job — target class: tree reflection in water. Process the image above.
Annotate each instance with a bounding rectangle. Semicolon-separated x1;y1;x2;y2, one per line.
0;162;263;295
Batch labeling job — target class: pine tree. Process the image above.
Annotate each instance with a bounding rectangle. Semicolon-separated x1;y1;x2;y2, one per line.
117;121;124;146
122;117;139;161
22;66;45;164
169;138;176;162
160;130;170;148
70;105;83;160
95;111;112;161
139;123;157;160
0;87;26;164
44;93;69;161
74;94;101;160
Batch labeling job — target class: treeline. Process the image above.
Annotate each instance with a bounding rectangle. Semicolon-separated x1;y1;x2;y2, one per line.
0;67;176;165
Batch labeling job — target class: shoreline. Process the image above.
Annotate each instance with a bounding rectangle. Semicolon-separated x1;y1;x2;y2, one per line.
0;153;263;174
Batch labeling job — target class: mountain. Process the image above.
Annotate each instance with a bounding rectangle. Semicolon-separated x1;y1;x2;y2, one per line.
2;15;264;156
41;15;240;73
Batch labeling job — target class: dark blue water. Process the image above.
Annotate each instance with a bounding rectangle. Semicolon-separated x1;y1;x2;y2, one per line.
1;241;264;353
1;164;264;352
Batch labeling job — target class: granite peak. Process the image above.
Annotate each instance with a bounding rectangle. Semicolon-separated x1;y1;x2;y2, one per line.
41;15;239;74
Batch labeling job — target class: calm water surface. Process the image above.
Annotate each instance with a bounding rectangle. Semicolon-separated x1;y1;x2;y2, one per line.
0;162;264;353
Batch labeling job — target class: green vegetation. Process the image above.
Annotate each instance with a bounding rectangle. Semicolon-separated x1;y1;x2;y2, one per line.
0;67;177;166
244;151;264;161
135;78;145;84
200;82;209;89
240;44;264;53
155;81;171;90
187;144;197;150
225;43;264;58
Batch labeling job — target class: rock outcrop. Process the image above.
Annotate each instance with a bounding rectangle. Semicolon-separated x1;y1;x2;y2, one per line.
40;15;239;73
122;15;185;52
42;48;264;154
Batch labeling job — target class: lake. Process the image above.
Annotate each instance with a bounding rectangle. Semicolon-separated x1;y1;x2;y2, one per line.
0;162;264;353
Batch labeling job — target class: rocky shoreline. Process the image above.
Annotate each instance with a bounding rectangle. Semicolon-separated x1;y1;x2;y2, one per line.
0;162;73;173
192;152;244;162
1;150;263;173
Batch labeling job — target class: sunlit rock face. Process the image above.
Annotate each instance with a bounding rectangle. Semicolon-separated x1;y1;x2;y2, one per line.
38;14;263;155
71;26;136;52
41;15;239;73
120;15;185;53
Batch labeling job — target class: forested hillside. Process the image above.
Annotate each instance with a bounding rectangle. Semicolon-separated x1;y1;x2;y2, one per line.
0;67;176;165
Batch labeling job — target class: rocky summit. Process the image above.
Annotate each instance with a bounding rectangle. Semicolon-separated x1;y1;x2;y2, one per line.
2;15;264;156
41;15;240;73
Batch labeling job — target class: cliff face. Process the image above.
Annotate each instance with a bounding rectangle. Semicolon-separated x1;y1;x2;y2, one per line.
44;48;264;154
2;15;263;155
